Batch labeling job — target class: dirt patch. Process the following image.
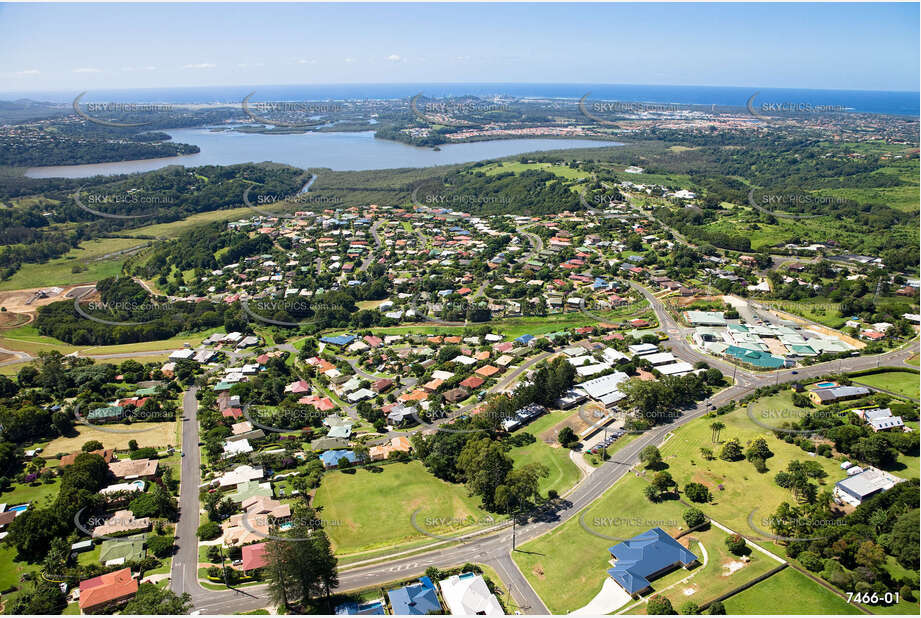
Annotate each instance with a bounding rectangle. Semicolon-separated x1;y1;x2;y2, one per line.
530;564;546;580
0;284;92;315
682;586;697;596
722;559;748;576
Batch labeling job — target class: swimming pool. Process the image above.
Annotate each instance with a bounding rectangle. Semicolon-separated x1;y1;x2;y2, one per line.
8;504;29;513
816;381;837;388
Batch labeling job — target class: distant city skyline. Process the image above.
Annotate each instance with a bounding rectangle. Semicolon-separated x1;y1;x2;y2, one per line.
0;3;918;93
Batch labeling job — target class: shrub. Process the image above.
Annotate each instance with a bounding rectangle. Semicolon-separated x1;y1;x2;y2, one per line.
647;595;675;615
680;601;700;615
798;551;823;572
684;483;711;503
706;601;726;615
725;534;747;556
197;521;221;540
683;507;707;529
147;535;175;558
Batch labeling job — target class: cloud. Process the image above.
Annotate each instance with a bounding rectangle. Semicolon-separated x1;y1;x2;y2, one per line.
344;57;356;64
121;66;157;72
15;69;40;76
73;67;102;73
182;63;216;69
237;62;264;68
386;54;402;62
456;55;472;62
296;59;317;65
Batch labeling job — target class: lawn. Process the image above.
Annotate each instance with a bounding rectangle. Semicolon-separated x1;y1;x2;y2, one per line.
907;355;920;367
662;392;847;533
0;237;149;292
509;439;579;497
0;477;60;508
45;420;180;454
477;161;591;181
621;526;780;614
722;567;861;614
0;324;223;357
852;370;920;400
512;474;689;614
311;460;504;556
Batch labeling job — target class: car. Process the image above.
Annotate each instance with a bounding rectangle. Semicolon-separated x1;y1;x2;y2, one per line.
232;559;243;566
791;370;798;375
181;452;185;457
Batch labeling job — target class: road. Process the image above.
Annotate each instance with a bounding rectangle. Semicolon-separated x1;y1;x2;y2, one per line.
165;285;918;613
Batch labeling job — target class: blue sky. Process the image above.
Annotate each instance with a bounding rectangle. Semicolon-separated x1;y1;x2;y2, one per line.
0;3;917;93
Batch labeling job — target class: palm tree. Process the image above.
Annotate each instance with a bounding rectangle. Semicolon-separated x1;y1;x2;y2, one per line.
710;421;725;444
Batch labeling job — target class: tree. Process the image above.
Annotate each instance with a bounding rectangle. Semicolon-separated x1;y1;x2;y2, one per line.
683;507;707;529
640;445;662;469
198;521;221;540
82;439;104;452
725;534;748;556
264;515;339;610
709;421;725;443
680;601;701;615
854;541;885;570
684;482;712;503
644;484;660;503
652;471;676;495
122;583;192;614
699;447;713;461
719;438;743;461
798;551;823;572
147;535;175;558
706;601;726;615
456;438;513;510
2;578;66;614
558;426;578;448
647;594;676;615
745;437;773;462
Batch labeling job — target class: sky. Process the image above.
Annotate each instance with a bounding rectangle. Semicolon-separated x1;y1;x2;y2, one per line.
0;2;918;93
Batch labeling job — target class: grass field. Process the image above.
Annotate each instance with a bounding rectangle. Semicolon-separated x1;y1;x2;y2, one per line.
0;237;151;292
512;474;689;614
45;420;180;454
621;526;779;614
477;161;592;181
722;567;861;614
852;370;920;400
660;392;848;533
0;324;222;357
312;460;503;556
509;439;579;497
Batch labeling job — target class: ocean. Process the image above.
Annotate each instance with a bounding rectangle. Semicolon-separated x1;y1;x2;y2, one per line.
5;83;919;117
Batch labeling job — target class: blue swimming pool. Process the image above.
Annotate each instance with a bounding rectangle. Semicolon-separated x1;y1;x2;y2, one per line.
8;504;28;513
816;381;837;388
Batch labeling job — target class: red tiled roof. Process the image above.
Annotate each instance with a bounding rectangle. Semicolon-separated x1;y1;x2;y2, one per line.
460;376;485;389
242;542;269;571
79;568;137;611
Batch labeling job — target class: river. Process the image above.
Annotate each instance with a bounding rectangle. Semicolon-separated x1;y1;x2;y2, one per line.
26;128;622;178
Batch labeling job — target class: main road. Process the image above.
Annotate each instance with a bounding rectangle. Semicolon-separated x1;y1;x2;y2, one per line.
171;292;918;613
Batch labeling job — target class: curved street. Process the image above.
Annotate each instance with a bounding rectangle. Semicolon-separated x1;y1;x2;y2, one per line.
169;288;919;613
